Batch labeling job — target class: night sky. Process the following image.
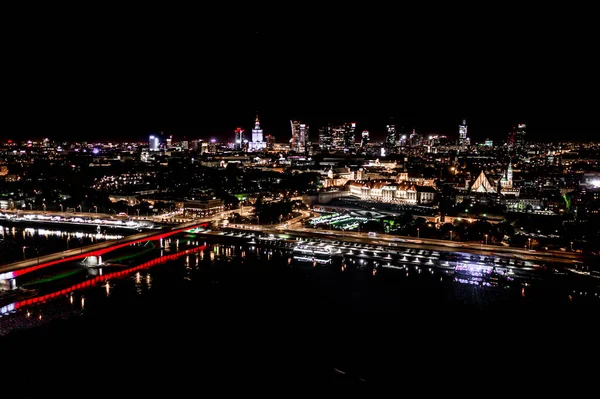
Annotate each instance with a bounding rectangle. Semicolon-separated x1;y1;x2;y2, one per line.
2;19;597;144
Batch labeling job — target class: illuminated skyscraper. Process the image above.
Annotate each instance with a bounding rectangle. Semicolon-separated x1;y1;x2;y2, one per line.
458;119;468;147
361;130;370;148
248;113;266;151
318;124;333;151
515;123;526;147
149;134;160;151
290;120;308;153
343;122;356;151
386;121;397;151
234;127;245;150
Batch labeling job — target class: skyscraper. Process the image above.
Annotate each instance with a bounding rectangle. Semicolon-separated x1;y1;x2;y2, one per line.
515;123;526;147
343;122;356;151
458;119;468;147
361;130;370;148
234;127;245;150
318;124;333;151
149;134;160;151
290;120;308;154
248;113;266;151
385;121;397;152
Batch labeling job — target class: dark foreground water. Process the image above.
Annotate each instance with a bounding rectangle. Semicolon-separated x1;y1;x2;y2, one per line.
1;238;599;397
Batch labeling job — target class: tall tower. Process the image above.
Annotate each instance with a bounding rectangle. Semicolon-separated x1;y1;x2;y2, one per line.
361;130;370;148
248;113;266;151
507;161;513;185
149;134;160;151
290;120;308;153
318;124;333;151
252;113;263;143
234;127;245;150
343;122;356;152
515;123;526;148
385;121;397;152
458;119;468;147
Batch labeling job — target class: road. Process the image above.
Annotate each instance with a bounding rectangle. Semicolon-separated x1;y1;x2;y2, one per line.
218;219;593;266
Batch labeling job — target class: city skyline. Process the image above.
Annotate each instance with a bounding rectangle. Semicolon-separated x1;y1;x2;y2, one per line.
4;112;596;144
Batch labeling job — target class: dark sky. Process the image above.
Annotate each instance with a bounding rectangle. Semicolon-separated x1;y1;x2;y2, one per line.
2;13;597;144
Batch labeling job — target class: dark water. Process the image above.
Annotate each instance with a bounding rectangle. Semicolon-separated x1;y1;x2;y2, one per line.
1;238;599;396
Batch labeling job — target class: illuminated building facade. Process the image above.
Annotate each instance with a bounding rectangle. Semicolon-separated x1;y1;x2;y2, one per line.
248;113;266;151
149;135;160;151
458;119;468;147
290;120;308;153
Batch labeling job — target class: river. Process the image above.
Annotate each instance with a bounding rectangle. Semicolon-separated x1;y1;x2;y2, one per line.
0;232;598;395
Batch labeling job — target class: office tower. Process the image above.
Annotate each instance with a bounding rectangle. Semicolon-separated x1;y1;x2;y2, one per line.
458;119;468;147
515;123;526;147
361;130;370;148
331;125;345;151
181;140;188;150
166;135;173;148
342;122;356;151
149;134;160;151
234;127;245;150
318;124;333;151
290;120;308;153
385;121;397;151
409;129;421;147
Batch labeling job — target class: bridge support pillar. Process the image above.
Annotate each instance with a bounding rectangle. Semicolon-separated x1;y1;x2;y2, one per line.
160;238;164;248
98;255;103;266
0;279;15;291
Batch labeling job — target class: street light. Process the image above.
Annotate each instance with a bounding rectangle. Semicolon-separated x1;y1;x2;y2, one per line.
77;205;82;212
22;246;27;260
528;238;531;251
93;206;97;213
485;234;488;245
59;203;63;212
450;230;453;241
136;209;140;217
570;241;573;252
417;228;420;239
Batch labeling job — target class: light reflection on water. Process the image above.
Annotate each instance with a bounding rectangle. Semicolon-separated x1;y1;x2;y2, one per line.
1;239;599;338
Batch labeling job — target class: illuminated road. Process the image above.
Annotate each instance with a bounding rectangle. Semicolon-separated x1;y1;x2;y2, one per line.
216;222;593;266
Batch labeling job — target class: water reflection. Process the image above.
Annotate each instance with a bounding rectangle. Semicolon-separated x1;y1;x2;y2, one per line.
1;238;598;338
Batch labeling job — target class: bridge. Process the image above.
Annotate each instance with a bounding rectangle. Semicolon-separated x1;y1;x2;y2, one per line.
0;219;211;290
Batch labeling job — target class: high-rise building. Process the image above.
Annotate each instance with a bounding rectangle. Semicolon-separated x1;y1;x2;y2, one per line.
149;134;160;151
515;123;526;147
234;127;245;150
386;122;397;152
331;125;345;151
265;135;275;150
166;135;173;148
251;113;263;143
290;120;308;153
248;113;266;151
343;122;356;151
409;129;421;147
318;124;333;151
458;119;468;147
361;130;370;148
